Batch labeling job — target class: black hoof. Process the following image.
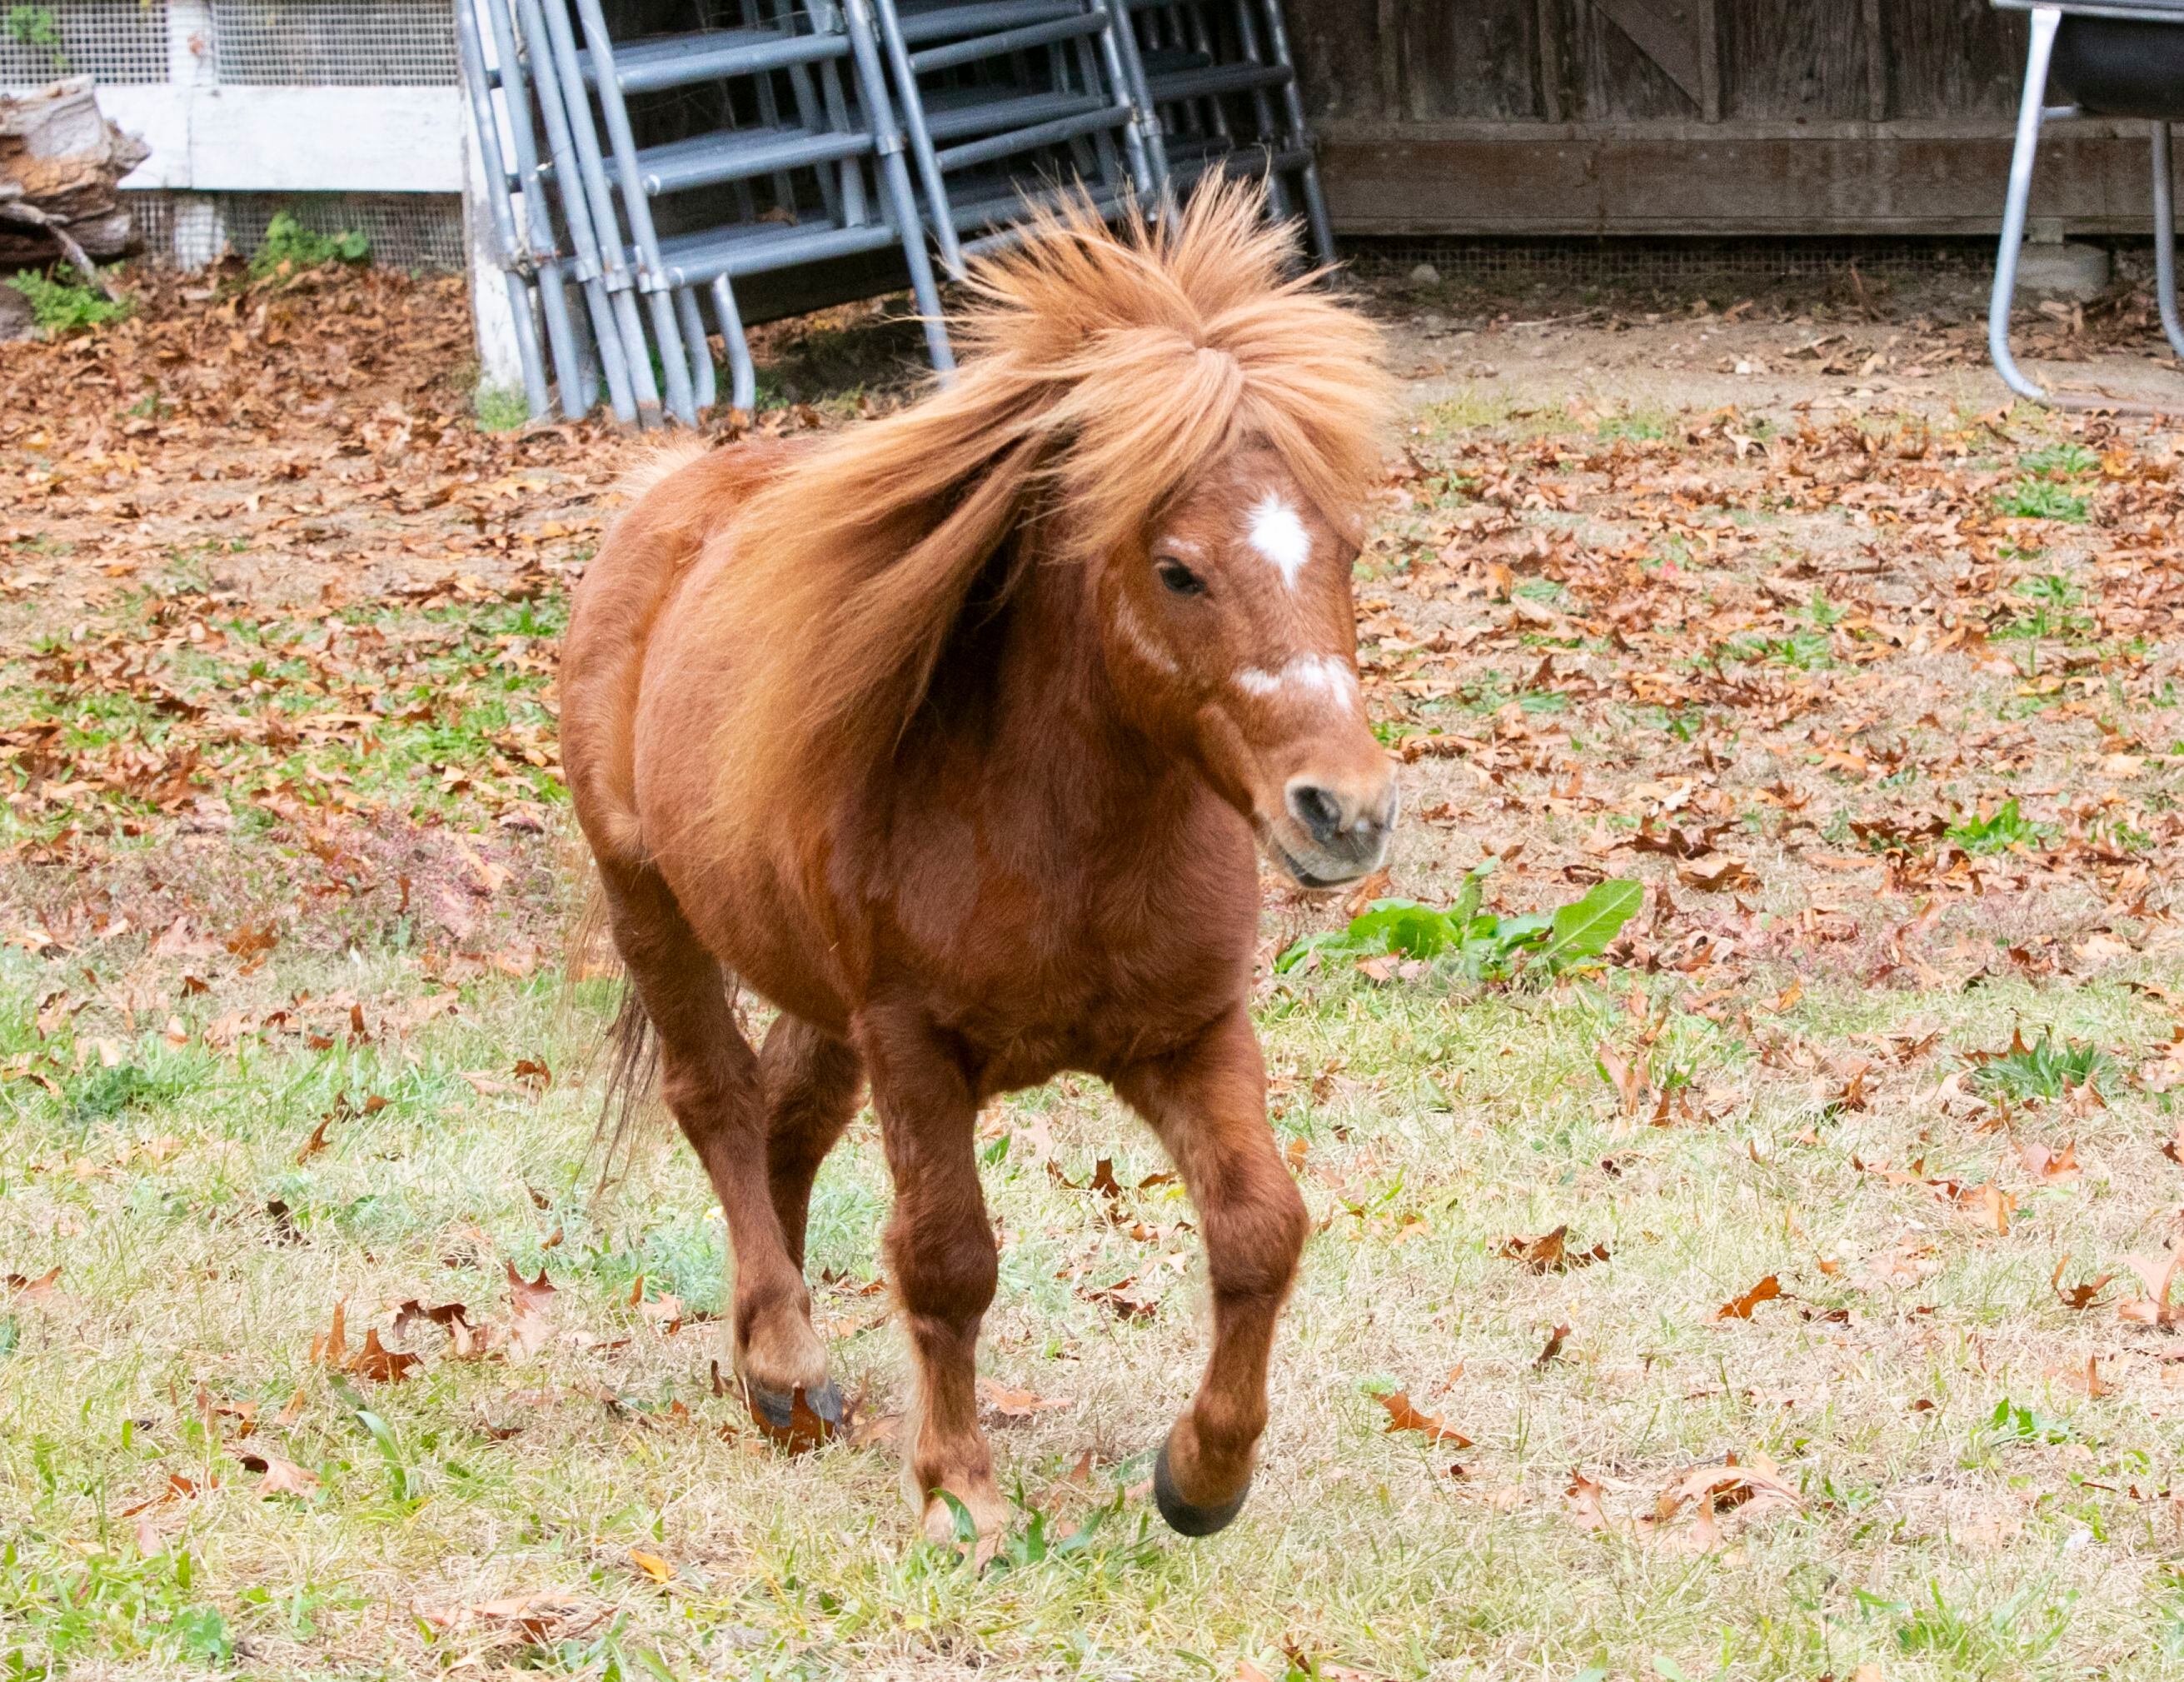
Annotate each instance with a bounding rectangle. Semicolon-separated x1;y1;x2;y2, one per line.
748;1377;844;1434
1153;1440;1250;1537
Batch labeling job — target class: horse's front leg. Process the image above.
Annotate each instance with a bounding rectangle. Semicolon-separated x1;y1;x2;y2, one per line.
856;1006;1010;1557
1114;1003;1309;1536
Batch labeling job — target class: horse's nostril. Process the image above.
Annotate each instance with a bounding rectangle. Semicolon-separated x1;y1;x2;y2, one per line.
1287;782;1344;845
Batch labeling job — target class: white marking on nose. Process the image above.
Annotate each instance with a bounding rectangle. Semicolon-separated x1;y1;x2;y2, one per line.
1234;652;1359;710
1247;496;1311;591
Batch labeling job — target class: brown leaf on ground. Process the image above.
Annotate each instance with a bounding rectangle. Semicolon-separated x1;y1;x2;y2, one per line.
416;1594;596;1642
2;1265;59;1300
1676;853;1758;893
503;1260;557;1358
1642;1451;1801;1551
2051;1255;2115;1310
308;1296;347;1365
1377;1390;1472;1446
2045;1355;2112;1397
1565;1470;1609;1530
1596;1044;1647;1117
1929;1180;2014;1233
1498;1225;1609;1272
502;1258;554;1310
1077;1275;1158;1321
978;1378;1073;1418
2119;1250;2184;1326
1714;1275;1782;1320
238;1451;321;1495
347;1328;421;1384
1533;1322;1571;1366
847;1411;901;1448
392;1298;476;1353
2020;1139;2081;1182
293;1116;332;1165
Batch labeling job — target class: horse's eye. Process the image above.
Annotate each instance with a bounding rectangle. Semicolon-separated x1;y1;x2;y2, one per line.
1156;560;1205;597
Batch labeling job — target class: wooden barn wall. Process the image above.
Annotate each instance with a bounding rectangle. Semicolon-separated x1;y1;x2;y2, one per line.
1294;0;2180;235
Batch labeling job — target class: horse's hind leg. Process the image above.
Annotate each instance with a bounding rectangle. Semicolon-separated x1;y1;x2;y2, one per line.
598;861;838;1425
758;1016;864;1270
1112;1003;1307;1537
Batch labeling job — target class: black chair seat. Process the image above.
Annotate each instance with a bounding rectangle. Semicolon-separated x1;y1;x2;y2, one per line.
2052;16;2184;120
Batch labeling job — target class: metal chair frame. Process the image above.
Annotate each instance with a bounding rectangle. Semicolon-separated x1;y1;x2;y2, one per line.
559;0;954;421
455;0;556;419
874;0;1157;274
1120;0;1331;262
1991;0;2184;404
456;0;1329;422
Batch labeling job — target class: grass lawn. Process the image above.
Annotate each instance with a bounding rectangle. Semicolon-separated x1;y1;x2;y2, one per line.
4;262;2184;1680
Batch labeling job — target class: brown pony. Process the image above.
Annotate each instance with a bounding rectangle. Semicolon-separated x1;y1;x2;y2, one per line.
561;181;1397;1550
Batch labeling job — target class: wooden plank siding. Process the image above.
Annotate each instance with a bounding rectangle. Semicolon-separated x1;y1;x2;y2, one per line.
1296;0;2184;234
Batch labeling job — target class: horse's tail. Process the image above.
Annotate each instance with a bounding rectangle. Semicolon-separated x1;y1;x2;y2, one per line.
566;869;661;1190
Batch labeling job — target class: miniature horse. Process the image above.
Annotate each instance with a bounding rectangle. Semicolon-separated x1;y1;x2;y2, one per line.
561;182;1398;1550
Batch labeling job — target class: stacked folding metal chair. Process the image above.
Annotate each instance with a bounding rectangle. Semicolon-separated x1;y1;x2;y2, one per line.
871;0;1158;275
1116;0;1332;263
456;0;1327;424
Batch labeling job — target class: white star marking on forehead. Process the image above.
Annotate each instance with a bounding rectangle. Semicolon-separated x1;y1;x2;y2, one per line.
1234;653;1359;710
1246;495;1311;591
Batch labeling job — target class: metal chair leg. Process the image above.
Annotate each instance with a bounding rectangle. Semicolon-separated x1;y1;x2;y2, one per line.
711;275;759;413
571;0;698;424
676;286;717;412
2155;122;2184;363
1990;5;2062;405
842;0;955;376
1259;0;1334;262
456;0;552;417
512;0;636;420
533;0;662;421
501;272;553;417
869;0;966;276
472;0;590;417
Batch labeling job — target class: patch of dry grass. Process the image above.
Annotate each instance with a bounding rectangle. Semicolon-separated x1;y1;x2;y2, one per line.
5;944;2184;1678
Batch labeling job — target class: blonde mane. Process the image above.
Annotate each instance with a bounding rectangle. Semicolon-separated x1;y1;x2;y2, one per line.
692;178;1395;833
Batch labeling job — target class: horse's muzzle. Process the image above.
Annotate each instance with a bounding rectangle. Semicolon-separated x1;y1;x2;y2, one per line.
1264;770;1398;886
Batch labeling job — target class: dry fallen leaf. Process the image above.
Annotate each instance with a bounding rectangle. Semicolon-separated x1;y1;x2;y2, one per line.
2020;1139;2081;1183
1377;1390;1472;1447
2;1265;59;1301
978;1378;1073;1418
2118;1250;2183;1327
238;1451;321;1496
308;1296;348;1366
2045;1355;2112;1397
1497;1225;1608;1273
1565;1470;1608;1531
1714;1275;1782;1320
347;1328;421;1384
2051;1254;2114;1310
293;1116;332;1165
1677;853;1758;893
627;1546;673;1585
416;1593;594;1642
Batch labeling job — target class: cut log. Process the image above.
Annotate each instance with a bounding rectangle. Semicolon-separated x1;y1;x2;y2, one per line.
0;76;148;282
